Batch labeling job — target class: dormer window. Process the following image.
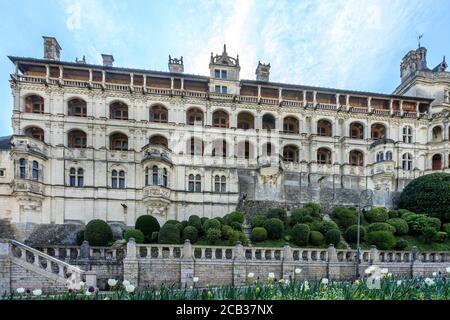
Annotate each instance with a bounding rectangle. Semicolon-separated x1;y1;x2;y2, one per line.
214;69;227;79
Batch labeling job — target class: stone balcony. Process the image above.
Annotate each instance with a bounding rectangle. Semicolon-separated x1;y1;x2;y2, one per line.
141;144;172;165
10;135;48;159
369;161;396;176
11;178;44;196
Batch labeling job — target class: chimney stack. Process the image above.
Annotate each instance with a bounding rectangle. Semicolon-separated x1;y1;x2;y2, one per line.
168;55;184;73
101;54;114;67
43;36;62;61
256;61;270;81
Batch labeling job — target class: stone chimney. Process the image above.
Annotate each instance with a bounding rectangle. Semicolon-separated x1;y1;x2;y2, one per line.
43;36;62;61
168;55;184;73
101;54;114;67
256;61;270;81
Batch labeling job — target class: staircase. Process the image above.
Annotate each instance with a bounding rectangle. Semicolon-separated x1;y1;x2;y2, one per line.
0;239;96;294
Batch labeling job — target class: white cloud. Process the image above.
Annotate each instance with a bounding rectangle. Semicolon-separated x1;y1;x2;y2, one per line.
66;2;81;31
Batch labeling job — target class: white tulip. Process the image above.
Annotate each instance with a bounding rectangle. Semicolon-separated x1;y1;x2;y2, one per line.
16;288;25;294
321;278;329;285
432;272;438;277
446;267;450;274
79;281;86;288
396;280;402;286
32;289;42;296
107;279;118;287
424;278;435;286
193;277;199;283
302;281;310;291
122;280;131;287
125;285;135;293
247;272;255;278
380;268;388;274
85;290;92;296
268;272;275;279
295;268;302;274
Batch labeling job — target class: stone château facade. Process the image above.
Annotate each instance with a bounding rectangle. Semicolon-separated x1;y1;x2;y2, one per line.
0;36;449;238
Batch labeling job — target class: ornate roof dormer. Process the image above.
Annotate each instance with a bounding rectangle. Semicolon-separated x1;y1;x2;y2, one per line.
432;56;447;72
210;44;240;68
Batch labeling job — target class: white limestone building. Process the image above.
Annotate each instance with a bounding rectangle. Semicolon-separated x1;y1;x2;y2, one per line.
0;36;449;236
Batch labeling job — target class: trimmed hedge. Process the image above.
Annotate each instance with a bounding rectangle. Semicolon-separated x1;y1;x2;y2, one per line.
367;231;396;250
203;218;221;232
395;239;409;250
182;226;198;243
367;222;396;234
165;220;183;232
158;224;180;244
206;228;222;244
262;218;285;240
402;213;439;235
135;215;160;241
251;227;268;242
291;224;310;246
151;231;159;242
399;173;450;222
290;208;314;225
365;208;389;223
422;226;438;243
230;230;249;246
309;231;325;246
251;215;268;228
309;220;339;235
226;211;245;225
188;215;202;232
325;229;341;246
303;202;322;218
386;218;409;235
332;207;357;229
230;221;242;231
75;229;85;246
84;220;113;246
267;208;288;223
123;229;145;244
344;225;367;243
443;223;450;234
221;225;234;240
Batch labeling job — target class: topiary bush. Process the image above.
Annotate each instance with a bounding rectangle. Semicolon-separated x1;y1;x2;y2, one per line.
84;219;113;246
221;225;234;240
158;224;181;244
309;231;325;246
251;227;268;242
203;218;221;232
75;229;85;246
267;208;288;223
151;231;159;242
395;239;409;250
403;213;439;235
325;229;341;246
251;215;268;228
291;224;310;246
437;232;448;243
388;210;401;219
230;221;242;231
135;215;160;242
443;223;450;234
303;202;322;218
188;215;202;232
367;222;396;234
230;230;249;246
182;226;198;243
262;218;284;240
309;220;339;235
344;225;367;243
206;228;222;244
290;208;314;225
367;231;396;250
365;207;389;223
399;173;450;222
386;218;409;235
332;207;357;229
428;217;441;231
165;220;183;233
226;211;245;225
200;217;209;226
421;226;438;243
123;229;145;244
215;217;225;225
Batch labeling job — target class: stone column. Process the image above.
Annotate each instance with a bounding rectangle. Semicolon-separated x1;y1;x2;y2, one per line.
281;243;294;280
369;245;379;264
327;244;340;280
180;240;194;288
232;242;246;286
79;241;91;261
123;238;139;287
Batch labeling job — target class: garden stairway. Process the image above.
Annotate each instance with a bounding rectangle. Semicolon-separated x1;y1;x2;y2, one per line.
0;239;96;294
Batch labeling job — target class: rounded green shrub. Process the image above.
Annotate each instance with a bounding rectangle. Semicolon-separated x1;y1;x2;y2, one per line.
367;222;396;234
180;220;188;229
310;220;339;235
421;226;438;243
291;224;310;246
75;229;85;246
309;231;325;246
388;210;400;219
344;225;367;243
203;218;221;232
221;225;234;240
367;231;396;250
226;211;245;225
230;230;249;246
365;207;389;223
290;208;314;225
135;215;160;239
387;218;409;235
262;218;284;240
325;229;341;246
200;217;209;226
332;207;357;229
123;229;145;244
251;227;268;242
304;202;322;218
165;220;183;232
215;217;225;225
206;228;222;244
428;217;441;231
84;219;113;246
403;213;438;235
182;226;198;243
188;215;202;231
158;224;181;244
251;215;268;228
267;208;287;222
399;173;450;222
437;232;448;242
443;223;450;234
395;239;409;250
230;221;242;231
151;231;159;242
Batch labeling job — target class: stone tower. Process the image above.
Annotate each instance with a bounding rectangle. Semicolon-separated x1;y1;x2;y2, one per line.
255;61;270;81
400;47;428;82
43;36;61;61
208;44;241;95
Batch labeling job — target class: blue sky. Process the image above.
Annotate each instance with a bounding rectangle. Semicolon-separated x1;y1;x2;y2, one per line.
0;0;449;136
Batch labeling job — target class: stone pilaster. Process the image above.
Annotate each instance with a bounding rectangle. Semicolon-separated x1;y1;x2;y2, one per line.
232;242;246;286
180;240;194;288
0;240;11;294
327;244;340;280
123;238;139;287
281;243;294;280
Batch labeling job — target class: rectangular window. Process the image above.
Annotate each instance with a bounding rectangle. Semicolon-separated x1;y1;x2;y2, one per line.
112;178;117;189
119;178;125;189
221;70;227;79
214;69;221;78
188;181;194;192
0;169;4;177
195;181;201;192
221;86;227;94
215;85;221;93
